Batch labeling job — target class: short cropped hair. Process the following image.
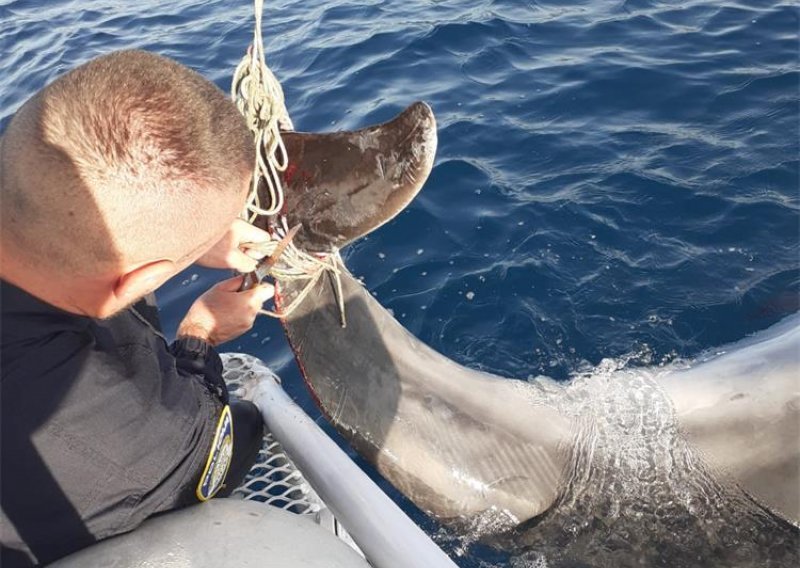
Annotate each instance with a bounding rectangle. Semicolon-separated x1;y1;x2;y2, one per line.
1;50;253;275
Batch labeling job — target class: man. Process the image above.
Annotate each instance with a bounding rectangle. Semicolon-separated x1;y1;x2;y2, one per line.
0;50;274;565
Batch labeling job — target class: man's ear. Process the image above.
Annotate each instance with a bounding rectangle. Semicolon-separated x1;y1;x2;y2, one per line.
113;259;178;303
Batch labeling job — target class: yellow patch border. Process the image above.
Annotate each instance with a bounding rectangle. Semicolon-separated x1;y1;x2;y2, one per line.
196;404;234;501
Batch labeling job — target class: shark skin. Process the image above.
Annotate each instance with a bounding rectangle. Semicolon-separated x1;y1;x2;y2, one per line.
252;103;799;553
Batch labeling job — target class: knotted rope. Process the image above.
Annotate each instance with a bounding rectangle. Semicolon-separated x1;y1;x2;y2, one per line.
246;219;347;326
231;0;292;221
232;0;347;326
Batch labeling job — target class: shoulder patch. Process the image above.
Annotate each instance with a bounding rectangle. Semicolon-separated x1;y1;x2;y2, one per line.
196;404;234;501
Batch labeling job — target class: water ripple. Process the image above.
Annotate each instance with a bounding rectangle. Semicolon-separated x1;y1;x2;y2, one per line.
2;1;797;565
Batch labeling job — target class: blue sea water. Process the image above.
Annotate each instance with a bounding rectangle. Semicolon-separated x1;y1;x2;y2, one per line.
1;0;798;566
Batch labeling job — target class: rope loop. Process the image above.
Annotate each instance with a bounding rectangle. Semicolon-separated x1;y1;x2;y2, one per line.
232;0;292;221
245;219;347;327
232;0;347;326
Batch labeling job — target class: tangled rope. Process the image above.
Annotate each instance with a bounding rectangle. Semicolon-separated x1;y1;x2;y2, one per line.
232;0;347;326
231;0;292;221
246;220;347;326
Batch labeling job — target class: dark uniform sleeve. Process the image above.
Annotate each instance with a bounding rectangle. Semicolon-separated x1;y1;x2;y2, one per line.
169;337;229;405
169;337;266;499
0;284;227;567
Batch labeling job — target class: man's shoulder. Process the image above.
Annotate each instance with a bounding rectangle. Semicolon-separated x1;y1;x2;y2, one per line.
1;279;91;345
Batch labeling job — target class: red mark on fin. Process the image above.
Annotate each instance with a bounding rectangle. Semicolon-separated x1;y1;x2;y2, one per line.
283;162;298;185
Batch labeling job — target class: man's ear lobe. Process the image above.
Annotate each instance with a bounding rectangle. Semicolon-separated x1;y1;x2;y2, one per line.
114;259;177;303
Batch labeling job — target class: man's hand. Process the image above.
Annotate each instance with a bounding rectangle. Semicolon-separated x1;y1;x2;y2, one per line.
195;219;270;273
177;276;274;346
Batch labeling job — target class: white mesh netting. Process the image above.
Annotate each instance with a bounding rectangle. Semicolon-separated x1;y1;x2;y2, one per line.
234;431;322;514
220;353;362;553
221;353;323;514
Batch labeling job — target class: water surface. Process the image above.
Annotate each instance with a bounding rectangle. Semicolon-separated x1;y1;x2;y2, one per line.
2;1;797;566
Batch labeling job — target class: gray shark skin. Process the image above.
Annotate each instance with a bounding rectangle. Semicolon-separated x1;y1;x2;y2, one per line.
254;101;437;252
262;102;799;566
662;315;800;523
278;268;571;522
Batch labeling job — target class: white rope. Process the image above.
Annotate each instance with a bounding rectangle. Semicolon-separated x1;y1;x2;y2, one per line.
245;219;347;327
231;0;292;221
232;0;347;327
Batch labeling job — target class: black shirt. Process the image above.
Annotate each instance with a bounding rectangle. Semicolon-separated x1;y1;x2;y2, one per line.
0;279;226;566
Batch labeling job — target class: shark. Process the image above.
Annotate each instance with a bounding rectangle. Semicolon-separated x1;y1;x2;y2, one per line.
252;102;799;567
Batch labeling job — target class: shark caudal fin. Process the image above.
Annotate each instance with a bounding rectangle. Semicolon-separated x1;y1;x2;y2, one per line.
257;101;437;252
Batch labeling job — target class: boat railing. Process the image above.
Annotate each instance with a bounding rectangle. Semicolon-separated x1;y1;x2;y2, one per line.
221;353;458;568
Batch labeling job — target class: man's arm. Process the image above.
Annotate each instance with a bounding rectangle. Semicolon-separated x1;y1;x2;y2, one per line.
176;275;274;348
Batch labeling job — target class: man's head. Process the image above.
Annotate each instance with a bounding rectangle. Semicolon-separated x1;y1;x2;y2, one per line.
0;50;253;317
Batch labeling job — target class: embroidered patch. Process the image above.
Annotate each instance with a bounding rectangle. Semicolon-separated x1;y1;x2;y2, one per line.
196;404;233;501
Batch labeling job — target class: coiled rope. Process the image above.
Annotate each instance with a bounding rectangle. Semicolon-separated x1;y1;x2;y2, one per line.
231;0;347;326
231;0;292;221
